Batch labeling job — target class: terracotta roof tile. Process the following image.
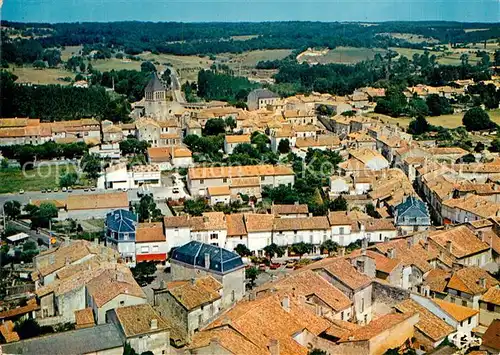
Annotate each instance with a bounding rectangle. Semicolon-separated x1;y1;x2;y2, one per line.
395;299;454;341
244;214;274;232
225;135;251;144
429;225;490;259
433;299;479;322
423;269;451;294
208;186;231;196
447;266;499;295
164;215;190;228
168;276;222;310
66;192;129;211
273;216;330;231
135;222;165;243
271;204;309;215
114;304;169;337
481;287;500;306
189;326;267;355
339;312;415;342
226;214;247;237
313;257;371;290
482;319;500;350
74;308;95;329
188;164;293;180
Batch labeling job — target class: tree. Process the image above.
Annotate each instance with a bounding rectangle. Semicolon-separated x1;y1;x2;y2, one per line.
463;107;497;131
33;60;46;69
131;261;157;283
263;185;299;205
235;244;252;257
183;198;207;216
329;195;347;211
289;242;313;259
426;94;453;116
407;98;429;117
277;139;291;154
225;117;237;131
475;142;485;153
81;153;102;180
134;195;163;222
245;266;259;287
140;61;156;73
320;240;338;255
204;118;226;136
3;200;21;220
366;203;378;218
59;171;78;188
263;243;285;259
30;202;58;229
408;115;430;135
456;153;476;164
309;350;327;355
490;138;500;153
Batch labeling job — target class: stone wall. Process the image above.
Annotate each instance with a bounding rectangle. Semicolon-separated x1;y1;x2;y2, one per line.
372;280;410;307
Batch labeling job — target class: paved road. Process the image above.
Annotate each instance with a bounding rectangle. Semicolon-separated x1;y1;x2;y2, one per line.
167;66;186;104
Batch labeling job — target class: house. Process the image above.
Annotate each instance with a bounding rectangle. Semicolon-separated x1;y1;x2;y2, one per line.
107;303;170;355
338;149;389;176
271;203;309;218
282;109;317;126
394;195;431;235
169;241;245;308
190;292;331;355
207;186;231;205
97;163;161;190
85;267;147;324
65;192;129;220
135;118;161;147
186;120;202;136
348;249;403;287
481;319;500;354
444;266;499;310
135;222;168;263
479;287;500;327
247;88;279;111
312;257;373;324
190;212;228;248
105;209;138;265
429;225;492;267
272;216;331;253
442;195;500;224
163;215;192;251
331;115;352;136
394;299;454;352
0;321;20;343
243;213;274;255
0;323;124;355
74;308;95;329
224;135;251;154
153;276;222;341
315;312;418;355
0;299;39;324
187;164;295;197
257;270;353;321
33;239;120;287
147;146;193;170
294;135;342;157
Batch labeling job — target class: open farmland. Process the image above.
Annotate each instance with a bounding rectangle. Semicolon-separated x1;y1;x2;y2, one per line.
60;45;83;61
7;67;73;85
220;49;293;68
298;47;387;65
380;33;439;44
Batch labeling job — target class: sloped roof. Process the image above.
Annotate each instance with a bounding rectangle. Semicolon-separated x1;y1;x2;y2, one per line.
145;72;166;92
114;304;170;337
171;241;244;274
105;209;137;234
446;266;499;295
481;287;500;306
314;257;371;290
433;299;479;322
395;196;430;220
482;319;500;351
429;225;490;259
249;88;279;99
168;276;222;310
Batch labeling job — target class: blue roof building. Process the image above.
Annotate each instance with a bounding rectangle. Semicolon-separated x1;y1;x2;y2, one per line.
105;209;138;265
171;241;243;275
394;196;431;233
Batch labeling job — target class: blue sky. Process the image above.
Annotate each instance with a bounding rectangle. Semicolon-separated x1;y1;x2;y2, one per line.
2;0;499;23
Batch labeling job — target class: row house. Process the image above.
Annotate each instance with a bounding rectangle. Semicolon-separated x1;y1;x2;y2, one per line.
442;194;500;224
282;109;317;126
135;118;181;147
269;124;319;152
147;146;193;170
97;163;161;190
338;148;390;176
186;164;295;197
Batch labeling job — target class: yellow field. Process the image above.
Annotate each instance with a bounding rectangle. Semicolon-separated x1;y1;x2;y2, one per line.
60;45;83;61
7;66;73;85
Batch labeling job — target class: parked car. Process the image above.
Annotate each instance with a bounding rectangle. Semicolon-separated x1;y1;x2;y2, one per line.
19;189;24;194
46;188;52;193
53;188;58;192
67;187;73;193
90;187;96;191
62;187;67;192
84;188;89;192
41;189;46;193
269;262;281;270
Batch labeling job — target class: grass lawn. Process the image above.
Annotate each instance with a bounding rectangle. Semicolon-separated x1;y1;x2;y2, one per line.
299;47;387;65
7;66;74;85
0;163;85;193
60;45;83;61
91;58;143;72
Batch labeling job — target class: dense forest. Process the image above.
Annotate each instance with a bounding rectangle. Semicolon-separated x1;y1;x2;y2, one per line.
0;72;130;121
2;21;499;56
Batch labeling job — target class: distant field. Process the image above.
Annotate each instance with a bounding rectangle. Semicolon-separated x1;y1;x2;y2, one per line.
91;58;142;72
7;66;73;85
230;35;259;41
60;45;82;61
464;28;490;33
221;49;293;68
140;52;213;83
368;109;500;130
299;47;387;65
0;164;80;193
381;33;439;44
391;47;486;66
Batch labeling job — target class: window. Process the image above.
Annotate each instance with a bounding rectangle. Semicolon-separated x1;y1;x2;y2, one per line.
468;317;472;325
141;246;149;253
152;245;159;252
123;233;129;240
210;233;218;240
200;179;204;184
487;303;495;312
361;298;365;313
231;290;236;302
120;301;125;306
223;178;227;183
198;314;203;326
339;227;345;235
356;260;365;273
261;176;265;181
462;300;468;307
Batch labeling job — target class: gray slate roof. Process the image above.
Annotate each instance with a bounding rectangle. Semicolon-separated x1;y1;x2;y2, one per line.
1;323;123;355
145;72;166;92
249;88;279;99
171;241;243;274
395;195;431;225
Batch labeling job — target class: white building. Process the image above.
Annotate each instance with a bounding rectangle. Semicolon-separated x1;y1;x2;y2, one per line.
97;163;161;190
135;222;168;263
224;135;251;155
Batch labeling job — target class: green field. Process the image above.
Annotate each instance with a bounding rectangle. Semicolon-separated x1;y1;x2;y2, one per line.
91;58;143;72
0;163;83;193
391;47;487;66
382;33;439;44
60;45;83;61
220;49;293;68
299;47;387;65
7;66;73;85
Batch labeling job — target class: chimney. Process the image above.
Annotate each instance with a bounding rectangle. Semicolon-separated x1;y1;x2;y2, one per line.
387;248;396;259
150;318;158;330
116;272;124;282
338;247;346;257
361;238;368;250
407;238;413;249
478;231;485;242
446;240;453;254
159;280;166;289
294;201;299;205
49;255;55;265
423;241;429;251
93;237;99;245
190;278;196;285
249;291;256;301
479;277;486;289
268;339;280;355
65;256;70;266
281;296;290;312
204;253;210;269
309;212;313;217
315;304;322;316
